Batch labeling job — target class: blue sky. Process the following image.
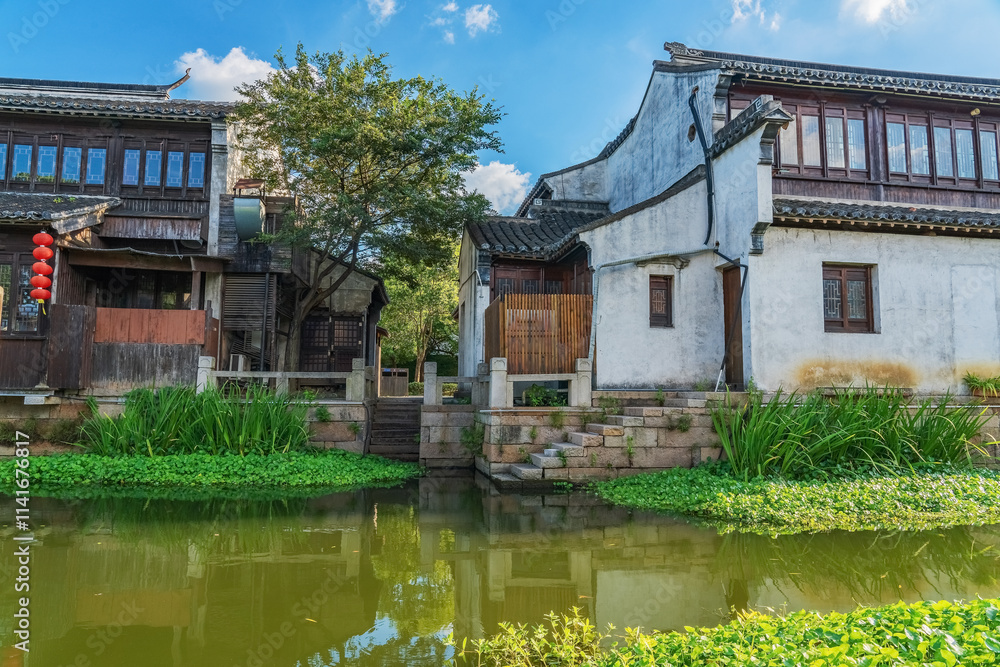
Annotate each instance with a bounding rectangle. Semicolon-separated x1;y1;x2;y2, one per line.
3;0;1000;213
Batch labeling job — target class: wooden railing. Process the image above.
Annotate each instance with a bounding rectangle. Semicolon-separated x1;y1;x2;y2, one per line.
484;294;593;374
94;308;207;345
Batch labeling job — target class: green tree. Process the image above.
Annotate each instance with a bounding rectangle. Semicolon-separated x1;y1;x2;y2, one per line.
231;45;500;369
379;243;459;382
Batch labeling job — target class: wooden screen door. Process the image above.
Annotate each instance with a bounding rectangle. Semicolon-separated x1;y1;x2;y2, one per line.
722;266;744;388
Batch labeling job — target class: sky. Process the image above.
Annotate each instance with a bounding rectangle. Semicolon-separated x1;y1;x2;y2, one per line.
3;0;1000;213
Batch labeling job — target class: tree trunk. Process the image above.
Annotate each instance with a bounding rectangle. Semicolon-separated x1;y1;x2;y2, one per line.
415;348;427;383
283;310;306;372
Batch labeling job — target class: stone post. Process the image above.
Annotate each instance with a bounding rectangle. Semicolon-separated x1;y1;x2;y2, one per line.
423;362;439;406
196;356;215;394
573;358;593;407
474;362;490;407
489;358;509;408
347;358;365;402
276;374;290;395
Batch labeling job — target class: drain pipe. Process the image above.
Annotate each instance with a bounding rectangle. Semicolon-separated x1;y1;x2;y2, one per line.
588;248;717;375
689;87;717;246
714;249;749;393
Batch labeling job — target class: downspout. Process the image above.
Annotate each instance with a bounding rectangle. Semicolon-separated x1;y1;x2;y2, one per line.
714;249;749;392
688;87;716;246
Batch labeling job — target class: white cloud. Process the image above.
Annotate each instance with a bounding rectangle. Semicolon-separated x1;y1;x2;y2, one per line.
465;4;499;36
444;30;456;44
463;161;531;214
842;0;912;23
431;16;447;26
367;0;398;23
731;0;781;31
442;1;458;10
173;47;276;101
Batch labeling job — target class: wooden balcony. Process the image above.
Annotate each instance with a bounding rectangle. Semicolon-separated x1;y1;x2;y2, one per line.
484;294;593;375
94;308;208;345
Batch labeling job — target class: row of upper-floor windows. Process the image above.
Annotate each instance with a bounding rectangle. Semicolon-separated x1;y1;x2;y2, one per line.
730;98;1000;187
0;134;208;194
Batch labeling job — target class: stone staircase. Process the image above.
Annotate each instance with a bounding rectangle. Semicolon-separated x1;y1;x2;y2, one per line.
368;397;422;462
506;394;715;482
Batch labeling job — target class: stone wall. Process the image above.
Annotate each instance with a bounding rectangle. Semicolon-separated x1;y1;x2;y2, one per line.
307;404;368;454
419;405;476;468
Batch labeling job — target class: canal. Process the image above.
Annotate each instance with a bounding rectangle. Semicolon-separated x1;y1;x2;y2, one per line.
2;474;999;666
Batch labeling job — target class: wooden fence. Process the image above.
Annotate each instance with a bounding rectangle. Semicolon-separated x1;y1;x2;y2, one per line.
94;308;207;345
484;294;592;374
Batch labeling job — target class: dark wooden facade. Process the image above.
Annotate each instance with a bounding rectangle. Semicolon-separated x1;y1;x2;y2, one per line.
490;248;592;302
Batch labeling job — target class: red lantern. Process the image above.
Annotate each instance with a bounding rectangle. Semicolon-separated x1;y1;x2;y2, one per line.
32;232;53;246
32;261;53;276
30;288;51;301
30;275;52;289
32;246;53;261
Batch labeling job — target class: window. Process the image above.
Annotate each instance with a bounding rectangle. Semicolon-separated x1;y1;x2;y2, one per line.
61;147;81;184
94;269;191;310
144;150;162;186
12;145;32;181
0;254;42;335
522;279;540;294
779;117;798;165
909;125;930;175
956;129;976;179
980;130;999;181
166;151;184;187
823;265;874;333
0;144;6;180
544;280;563;295
649;276;673;328
36;146;57;183
85;148;106;185
887;122;907;173
801;115;822;166
188;152;206;188
825;116;846;169
934;126;954;178
122;149;140;185
847;119;867;170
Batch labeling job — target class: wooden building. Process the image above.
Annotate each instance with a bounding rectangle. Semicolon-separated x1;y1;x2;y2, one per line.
0;75;386;397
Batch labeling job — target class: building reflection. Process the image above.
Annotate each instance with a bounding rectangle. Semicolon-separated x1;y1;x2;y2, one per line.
0;477;998;666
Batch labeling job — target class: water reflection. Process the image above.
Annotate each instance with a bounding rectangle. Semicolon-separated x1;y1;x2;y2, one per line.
1;475;998;666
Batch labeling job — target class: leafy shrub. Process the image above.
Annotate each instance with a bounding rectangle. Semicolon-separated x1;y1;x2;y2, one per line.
712;387;991;479
460;419;486;457
408;382;424;396
451;608;607;667
314;405;332;422
524;384;567;407
442;382;458;397
80;385;311;456
548;410;566;430
965;372;1000;397
0;449;420;493
595;464;1000;535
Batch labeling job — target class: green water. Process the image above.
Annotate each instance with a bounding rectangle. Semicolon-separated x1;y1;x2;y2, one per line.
2;475;999;666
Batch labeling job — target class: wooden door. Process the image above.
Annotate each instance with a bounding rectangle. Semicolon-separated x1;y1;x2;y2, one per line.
723;267;744;389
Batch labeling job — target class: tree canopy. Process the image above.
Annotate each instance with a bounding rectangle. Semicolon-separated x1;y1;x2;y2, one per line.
230;45;500;368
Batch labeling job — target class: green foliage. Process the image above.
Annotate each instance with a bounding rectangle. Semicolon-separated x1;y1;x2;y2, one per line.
408;382;425;396
548;410;566;430
964;372;1000;397
675;414;692;432
460;419;486;457
79;386;311;456
314;405;332;422
712;387;991;480
348;421;362;436
232;46;500;371
557;450;568;467
597;395;622;424
594;464;1000;535
451;608;608;667
693;379;713;392
625;436;635;466
442;383;458;396
593;599;1000;667
654;387;665;407
529;426;538;442
0;450;420;494
525;384;567;407
518;446;531;464
590;452;598;467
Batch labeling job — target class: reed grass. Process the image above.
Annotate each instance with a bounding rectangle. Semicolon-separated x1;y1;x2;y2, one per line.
80;384;310;456
712;387;991;480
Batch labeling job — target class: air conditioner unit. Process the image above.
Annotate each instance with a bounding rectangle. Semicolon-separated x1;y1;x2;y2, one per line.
229;354;248;372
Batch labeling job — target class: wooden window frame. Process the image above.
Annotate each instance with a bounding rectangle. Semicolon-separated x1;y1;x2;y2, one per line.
774;102;870;180
649;275;673;328
823;264;875;334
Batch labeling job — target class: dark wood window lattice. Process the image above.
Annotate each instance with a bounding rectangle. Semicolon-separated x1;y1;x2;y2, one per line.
649;276;673;328
823;265;875;333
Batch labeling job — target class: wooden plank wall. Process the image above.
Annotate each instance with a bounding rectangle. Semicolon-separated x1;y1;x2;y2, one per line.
0;339;46;389
94;309;206;345
90;343;200;391
483;294;592;374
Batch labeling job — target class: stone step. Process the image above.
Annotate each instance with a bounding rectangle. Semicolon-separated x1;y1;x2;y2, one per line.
607;415;643;427
568;431;603;448
529;453;565;469
510;464;542;481
544;448;558;457
550;442;585;457
586;423;624;436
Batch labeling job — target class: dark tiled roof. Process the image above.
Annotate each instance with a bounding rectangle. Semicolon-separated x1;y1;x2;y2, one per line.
468;203;610;259
773;197;1000;229
665;42;1000;102
0;77;171;97
0;192;120;222
0;95;232;119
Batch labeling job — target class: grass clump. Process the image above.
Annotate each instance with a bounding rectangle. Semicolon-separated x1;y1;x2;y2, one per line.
713;387;991;480
80;385;310;456
594;463;1000;535
0;449;419;495
965;372;1000;397
458;599;1000;667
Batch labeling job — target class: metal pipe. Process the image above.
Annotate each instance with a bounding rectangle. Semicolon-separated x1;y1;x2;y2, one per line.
689;87;716;246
